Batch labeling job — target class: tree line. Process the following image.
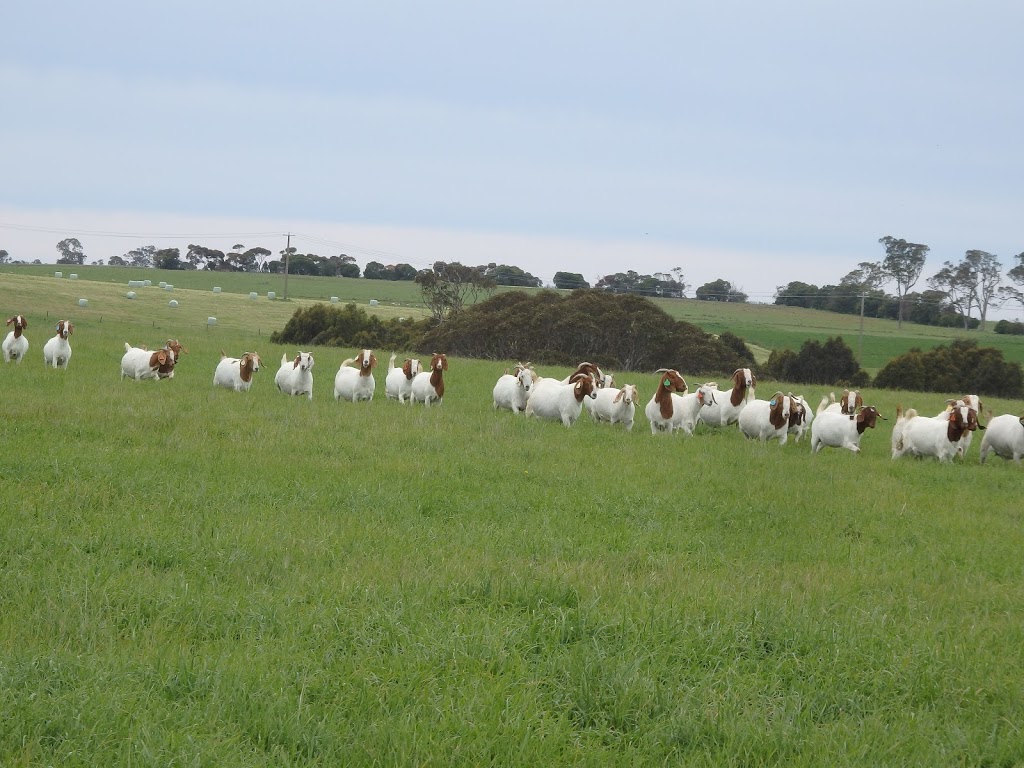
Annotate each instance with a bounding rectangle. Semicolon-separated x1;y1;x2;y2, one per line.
776;236;1024;332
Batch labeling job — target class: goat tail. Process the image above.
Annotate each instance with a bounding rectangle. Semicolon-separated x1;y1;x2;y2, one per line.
388;352;397;371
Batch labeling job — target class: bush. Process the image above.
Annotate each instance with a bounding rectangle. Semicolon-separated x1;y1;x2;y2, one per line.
873;339;1024;398
994;319;1024;335
270;303;424;351
417;289;755;375
763;336;871;387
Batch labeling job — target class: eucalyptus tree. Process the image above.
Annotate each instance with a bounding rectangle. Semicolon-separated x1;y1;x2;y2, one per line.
878;235;928;329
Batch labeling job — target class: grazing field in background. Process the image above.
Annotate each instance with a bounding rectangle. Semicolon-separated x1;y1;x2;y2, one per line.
1;272;1023;766
5;265;1024;375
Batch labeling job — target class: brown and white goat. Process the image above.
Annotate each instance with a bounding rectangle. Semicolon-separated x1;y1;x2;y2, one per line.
43;320;74;369
697;368;756;427
3;315;29;363
213;351;263;392
385;353;424;404
738;391;792;444
412;352;448;406
644;368;689;434
120;342;176;381
525;371;599;427
334;349;378;402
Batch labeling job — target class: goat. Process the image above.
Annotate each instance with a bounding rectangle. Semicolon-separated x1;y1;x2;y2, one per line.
932;394;985;458
822;389;864;415
696;368;756;427
411;352;448;406
978;414;1024;464
334;349;378;402
3;315;29;363
213;351;263;392
120;342;175;381
385;353;423;404
525;371;598;427
555;361;605;387
493;363;537;414
738;391;792;444
809;405;885;454
159;339;188;378
891;402;979;463
274;352;315;399
42;320;74;369
786;393;813;442
585;383;639;431
643;369;690;434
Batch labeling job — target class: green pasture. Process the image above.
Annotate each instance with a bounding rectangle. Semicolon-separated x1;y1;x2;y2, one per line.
1;272;1023;766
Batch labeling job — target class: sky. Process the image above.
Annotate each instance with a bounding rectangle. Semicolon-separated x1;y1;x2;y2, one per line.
2;1;1022;315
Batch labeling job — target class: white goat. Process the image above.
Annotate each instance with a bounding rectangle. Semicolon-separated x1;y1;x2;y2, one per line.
525;372;598;427
213;351;263;392
697;368;756;427
493;363;537;414
786;393;813;443
673;383;720;436
644;369;690;434
411;352;448;406
3;315;29;364
275;352;315;400
120;342;175;381
42;320;74;369
334;349;378;402
385;353;422;404
822;389;864;415
978;414;1024;464
891;403;977;463
932;394;985;458
738;392;792;444
585;383;639;431
809;404;885;454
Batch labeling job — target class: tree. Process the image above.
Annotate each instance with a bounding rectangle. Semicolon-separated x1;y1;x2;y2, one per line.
153;247;183;270
774;281;823;309
0;249;9;264
840;261;886;291
393;263;418;281
56;238;86;265
552;272;590;290
998;251;1024;317
91;258;105;266
482;264;543;288
928;260;976;330
415;261;496;322
878;235;928;329
123;245;156;268
695;279;747;302
961;250;1002;331
108;254;128;266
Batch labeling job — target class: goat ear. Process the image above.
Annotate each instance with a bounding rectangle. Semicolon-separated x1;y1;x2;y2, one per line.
293;355;301;369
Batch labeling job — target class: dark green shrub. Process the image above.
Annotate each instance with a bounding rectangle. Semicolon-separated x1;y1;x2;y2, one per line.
874;340;1024;398
763;336;871;387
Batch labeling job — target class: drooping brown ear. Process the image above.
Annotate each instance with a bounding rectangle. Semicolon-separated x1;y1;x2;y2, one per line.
441;355;449;371
370;354;378;369
293;355;301;369
613;388;624;403
403;360;412;377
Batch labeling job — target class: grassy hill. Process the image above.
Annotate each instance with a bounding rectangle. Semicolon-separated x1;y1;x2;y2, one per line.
5;264;1023;376
1;273;1023;765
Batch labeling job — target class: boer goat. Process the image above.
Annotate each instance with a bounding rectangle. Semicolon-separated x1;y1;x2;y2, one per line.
809;404;885;454
525;372;598;427
738;392;792;444
3;315;29;363
334;349;378;402
585;383;639;431
275;352;315;399
411;352;448;406
120;342;175;381
891;402;980;463
644;369;689;434
697;368;756;427
493;363;537;414
42;320;74;369
213;351;263;392
978;414;1024;464
385;353;423;404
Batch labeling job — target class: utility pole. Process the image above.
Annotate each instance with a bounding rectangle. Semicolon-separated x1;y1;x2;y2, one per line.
858;292;866;363
282;231;290;301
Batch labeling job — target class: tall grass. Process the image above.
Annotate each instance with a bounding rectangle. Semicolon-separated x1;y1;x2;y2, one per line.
1;274;1023;765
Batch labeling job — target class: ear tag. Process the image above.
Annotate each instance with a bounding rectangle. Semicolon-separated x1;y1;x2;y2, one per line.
697;392;703;403
769;399;777;407
663;378;671;388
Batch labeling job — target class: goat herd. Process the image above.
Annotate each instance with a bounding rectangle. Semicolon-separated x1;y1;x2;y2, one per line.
5;313;1024;464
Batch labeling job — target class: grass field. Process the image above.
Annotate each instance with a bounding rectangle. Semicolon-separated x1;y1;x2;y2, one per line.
1;271;1023;766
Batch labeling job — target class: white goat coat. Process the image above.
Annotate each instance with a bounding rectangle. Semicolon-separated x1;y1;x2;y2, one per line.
275;353;315;399
810;411;869;454
525;378;596;427
931;395;983;458
42;335;72;369
334;365;376;402
493;369;535;414
978;414;1024;464
585;385;637;431
892;407;967;463
2;332;28;364
697;371;755;427
213;355;261;392
385;357;421;403
120;345;168;381
738;396;791;444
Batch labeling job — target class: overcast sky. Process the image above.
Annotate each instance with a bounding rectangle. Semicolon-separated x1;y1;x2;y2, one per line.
2;1;1022;313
